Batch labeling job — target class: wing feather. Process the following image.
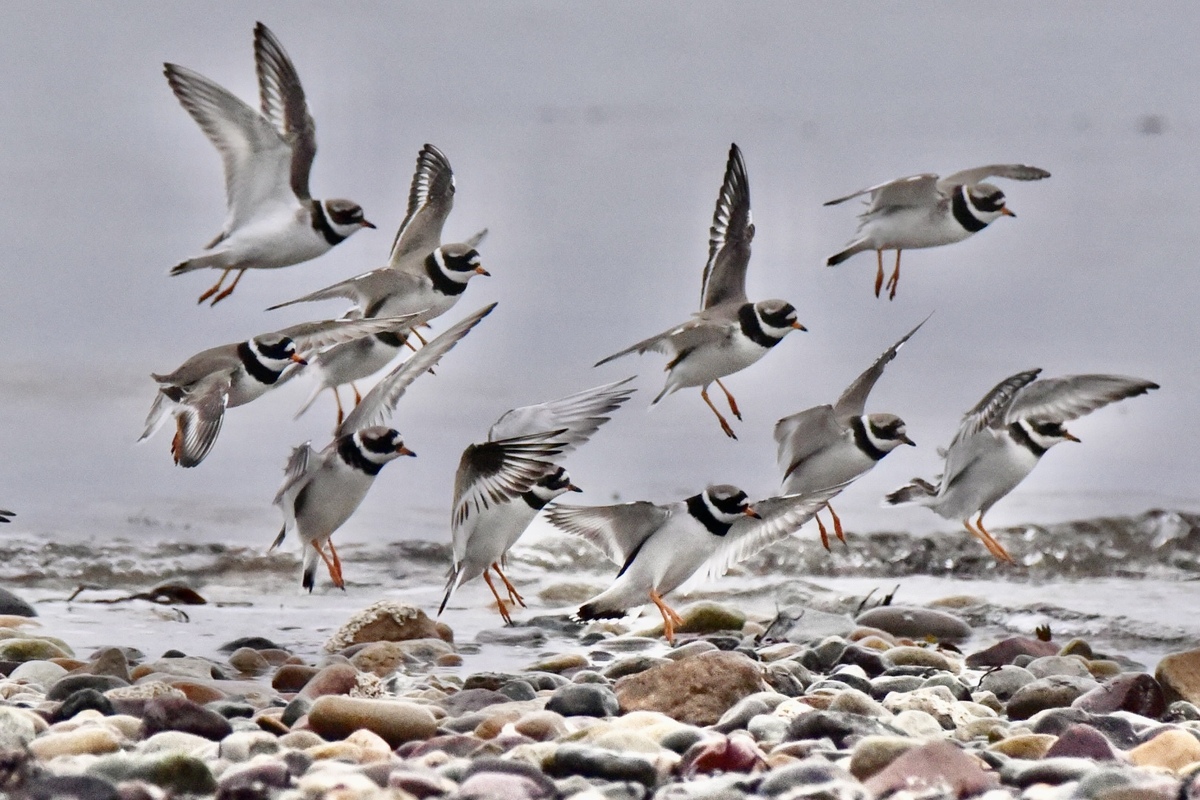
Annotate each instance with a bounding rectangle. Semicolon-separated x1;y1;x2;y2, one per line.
773;405;842;481
545;501;672;565
1005;374;1159;425
389;144;456;272
824;173;940;210
266;268;423;313
451;431;567;531
487;377;636;456
172;380;230;467
253;22;316;200
164;63;294;230
276;315;420;356
833;314;931;417
700;143;753;309
337;303;496;436
949;369;1043;447
937;164;1051;191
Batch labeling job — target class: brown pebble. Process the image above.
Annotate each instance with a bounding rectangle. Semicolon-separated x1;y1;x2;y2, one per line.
436;654;463;667
255;711;291;735
165;680;226;705
228;647;270;676
512;710;567;741
51;658;88;671
273;664;320;693
257;649;293;666
299;664;360;699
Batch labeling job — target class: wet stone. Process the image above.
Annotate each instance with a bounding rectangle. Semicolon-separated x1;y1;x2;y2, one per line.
86;647;132;682
545;683;619;717
870;675;925;699
546;743;660;788
1156;648;1200;706
48;674;129;700
759;760;856;796
920;674;970;701
228;647;271;675
1007;675;1099;720
855;606;972;643
614;650;766;726
219;636;285;652
442;688;511;716
834;644;887;677
16;776;118;800
140;696;233;741
272;663;319;693
53;688;114;722
0;588;35;617
864;739;998;796
977;664;1036;701
786;710;904;748
601;655;671;680
966;636;1059;668
1073;672;1166;717
1029;708;1141;749
498;680;537;701
1045;723;1119;760
1026;654;1094;679
1001;757;1098;787
476;627;548;646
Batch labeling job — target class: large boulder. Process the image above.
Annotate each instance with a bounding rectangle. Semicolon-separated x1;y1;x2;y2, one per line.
613;650;766;726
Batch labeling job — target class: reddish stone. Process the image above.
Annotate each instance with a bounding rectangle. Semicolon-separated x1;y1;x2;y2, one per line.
864;741;998;798
965;637;1058;668
1073;673;1166;718
1044;724;1118;761
298;664;360;699
614;650;766;726
272;664;320;693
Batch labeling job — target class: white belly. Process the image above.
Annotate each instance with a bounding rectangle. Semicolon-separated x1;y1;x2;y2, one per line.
292;464;376;544
666;333;768;392
933;437;1040;521
860;206;975;251
222;207;333;270
782;436;875;495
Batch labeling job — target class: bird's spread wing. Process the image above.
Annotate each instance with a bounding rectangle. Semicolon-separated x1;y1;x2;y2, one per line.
773;405;842;481
1005;374;1159;425
338;303;496;436
273;441;314;507
164;63;294;231
464;228;488;248
702;484;847;580
824;173;941;210
173;379;231;467
833;314;931;417
275;315;420;356
937;164;1051;192
253;22;317;201
487;377;636;457
594;313;734;367
950;369;1043;447
545;501;672;566
451;431;567;534
266;268;421;313
389;144;456;272
700;143;753;309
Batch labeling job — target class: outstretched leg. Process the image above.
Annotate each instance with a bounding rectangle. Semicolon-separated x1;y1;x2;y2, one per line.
351;383;362;405
482;568;513;625
700;387;737;439
884;251;902;301
873;250;884;298
714;378;742;421
828;503;845;544
964;515;1013;563
333;388;345;427
650;589;684;644
815;514;832;551
492;563;526;607
197;269;232;304
311;540;344;589
412;327;430;346
209;268;247;305
327;538;345;590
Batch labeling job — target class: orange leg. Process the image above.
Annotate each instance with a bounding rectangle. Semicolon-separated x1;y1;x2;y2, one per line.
828;502;845;544
209;268;247;306
700;386;737;439
197;269;231;304
333;387;345;427
873;250;884;297
351;383;362;405
715;378;742;421
492;563;526;607
413;327;430;346
482;568;513;625
327;538;345;589
884;251;902;301
311;540;344;589
816;513;832;551
964;515;1014;563
650;589;684;644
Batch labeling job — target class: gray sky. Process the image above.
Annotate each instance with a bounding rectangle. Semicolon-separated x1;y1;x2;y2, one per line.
0;2;1194;545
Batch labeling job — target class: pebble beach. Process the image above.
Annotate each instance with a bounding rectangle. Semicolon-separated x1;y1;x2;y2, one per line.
4;510;1200;799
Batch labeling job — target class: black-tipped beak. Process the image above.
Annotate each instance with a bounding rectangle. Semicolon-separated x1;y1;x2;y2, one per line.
744;506;762;519
901;434;916;446
1001;207;1016;218
361;219;377;229
474;265;490;276
1063;431;1080;443
290;354;307;365
568;483;583;493
398;445;416;457
792;321;807;331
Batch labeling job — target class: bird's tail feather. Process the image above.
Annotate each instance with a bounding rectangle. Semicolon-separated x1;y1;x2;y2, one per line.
884;478;939;507
301;546;318;593
826;239;871;267
169;249;231;276
438;565;461;617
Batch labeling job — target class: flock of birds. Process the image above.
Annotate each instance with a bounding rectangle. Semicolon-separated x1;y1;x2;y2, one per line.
80;22;1158;641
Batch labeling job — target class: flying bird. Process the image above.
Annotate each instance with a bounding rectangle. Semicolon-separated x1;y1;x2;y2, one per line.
165;22;374;305
885;370;1158;562
825;164;1050;300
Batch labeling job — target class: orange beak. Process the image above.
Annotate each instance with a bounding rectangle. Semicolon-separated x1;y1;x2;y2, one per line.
361;219;377;229
900;434;916;446
397;445;416;456
568;483;583;493
290;354;307;365
1001;206;1016;218
791;321;807;331
1063;431;1080;443
474;265;490;276
744;506;761;519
